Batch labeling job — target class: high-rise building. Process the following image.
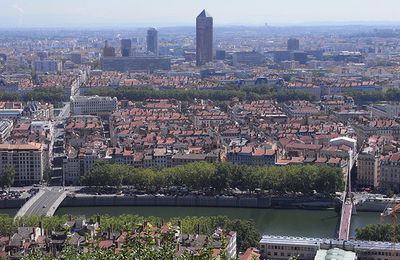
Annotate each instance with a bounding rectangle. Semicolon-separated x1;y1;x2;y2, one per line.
147;28;159;56
196;10;213;66
215;50;226;60
103;40;116;57
68;52;82;64
287;38;300;51
121;39;132;57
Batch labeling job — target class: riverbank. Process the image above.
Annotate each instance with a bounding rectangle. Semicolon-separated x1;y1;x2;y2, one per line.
1;193;395;213
57;194;341;209
60;194;341;210
53;206;388;239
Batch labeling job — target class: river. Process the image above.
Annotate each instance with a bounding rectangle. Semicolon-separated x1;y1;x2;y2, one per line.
52;206;391;239
0;206;389;239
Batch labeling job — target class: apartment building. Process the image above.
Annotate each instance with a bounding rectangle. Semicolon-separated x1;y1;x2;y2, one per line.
380;153;400;193
371;102;400;119
0;143;44;186
63;148;104;185
259;235;400;260
358;147;380;189
70;96;118;116
227;146;276;166
259;236;320;260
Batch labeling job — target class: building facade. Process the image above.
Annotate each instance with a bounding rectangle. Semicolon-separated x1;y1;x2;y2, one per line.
120;39;132;57
380;153;400;193
147;28;159;56
357;148;380;189
33;59;61;74
70;96;118;116
196;10;213;66
287;38;300;51
0;143;45;186
260;235;400;260
101;56;171;72
227;147;276;166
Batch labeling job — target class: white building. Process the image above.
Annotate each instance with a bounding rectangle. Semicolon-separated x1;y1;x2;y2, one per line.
70;95;118;116
0;119;13;142
30;121;52;133
0;143;45;185
329;137;357;156
371;102;400;119
315;248;356;260
260;235;400;260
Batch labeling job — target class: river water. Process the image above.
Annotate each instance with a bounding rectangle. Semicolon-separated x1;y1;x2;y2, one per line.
0;206;388;239
51;207;390;239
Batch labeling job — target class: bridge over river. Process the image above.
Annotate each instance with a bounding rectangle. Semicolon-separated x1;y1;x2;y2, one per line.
15;188;67;219
337;153;358;240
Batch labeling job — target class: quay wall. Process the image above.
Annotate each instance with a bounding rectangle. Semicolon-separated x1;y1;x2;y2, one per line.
0;199;26;209
60;195;340;209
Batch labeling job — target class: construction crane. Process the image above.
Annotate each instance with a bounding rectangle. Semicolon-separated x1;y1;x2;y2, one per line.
381;197;400;259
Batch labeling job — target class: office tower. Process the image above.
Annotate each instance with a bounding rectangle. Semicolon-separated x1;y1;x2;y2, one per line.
103;40;116;57
36;51;48;61
147;28;159;56
121;39;132;57
216;50;226;60
69;52;82;64
287;38;300;51
196;9;213;66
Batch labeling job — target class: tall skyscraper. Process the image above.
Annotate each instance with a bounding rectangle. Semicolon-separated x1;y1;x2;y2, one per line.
287;38;300;51
196;10;213;66
121;39;132;57
103;40;116;57
147;28;159;56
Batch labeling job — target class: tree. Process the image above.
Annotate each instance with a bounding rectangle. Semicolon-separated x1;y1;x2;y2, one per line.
0;165;15;189
356;224;395;242
82;162;343;195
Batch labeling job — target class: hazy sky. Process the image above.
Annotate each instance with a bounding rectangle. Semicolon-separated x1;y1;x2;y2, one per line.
2;0;400;28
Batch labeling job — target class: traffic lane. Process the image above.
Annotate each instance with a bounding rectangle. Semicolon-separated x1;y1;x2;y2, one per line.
24;191;62;216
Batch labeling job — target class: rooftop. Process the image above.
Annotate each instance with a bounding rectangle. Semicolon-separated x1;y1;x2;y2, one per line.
197;9;212;18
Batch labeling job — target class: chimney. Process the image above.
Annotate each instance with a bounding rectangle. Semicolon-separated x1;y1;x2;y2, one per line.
32;228;36;241
96;215;101;226
68;214;72;221
196;224;200;235
107;227;111;240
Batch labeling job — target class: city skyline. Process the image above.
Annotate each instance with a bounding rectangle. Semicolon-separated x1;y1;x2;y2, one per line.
3;0;400;28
